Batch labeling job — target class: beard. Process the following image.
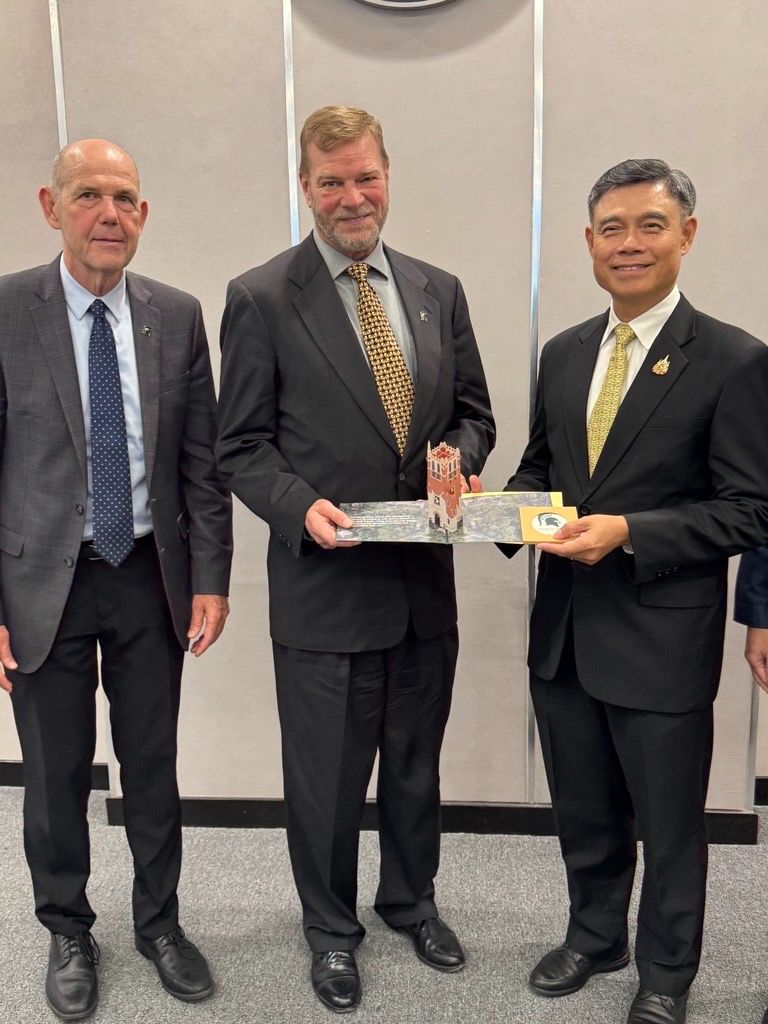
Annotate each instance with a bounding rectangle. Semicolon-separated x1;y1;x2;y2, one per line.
313;202;389;259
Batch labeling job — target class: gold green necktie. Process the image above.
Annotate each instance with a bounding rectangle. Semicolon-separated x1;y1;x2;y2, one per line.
586;322;635;476
347;262;414;455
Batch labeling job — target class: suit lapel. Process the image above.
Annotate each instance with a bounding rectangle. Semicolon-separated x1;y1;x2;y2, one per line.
127;274;161;491
585;297;695;493
385;248;441;461
563;314;606;490
31;259;88;483
291;238;399;453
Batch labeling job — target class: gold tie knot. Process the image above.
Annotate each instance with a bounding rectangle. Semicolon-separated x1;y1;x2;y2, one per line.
613;323;635;349
347;262;370;284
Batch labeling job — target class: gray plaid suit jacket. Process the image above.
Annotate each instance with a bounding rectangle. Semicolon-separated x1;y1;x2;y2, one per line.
0;257;232;672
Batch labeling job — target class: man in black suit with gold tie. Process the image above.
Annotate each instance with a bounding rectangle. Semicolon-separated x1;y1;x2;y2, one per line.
502;159;768;1024
216;106;494;1012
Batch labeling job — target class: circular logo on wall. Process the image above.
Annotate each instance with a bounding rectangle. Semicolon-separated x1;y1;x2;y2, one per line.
354;0;459;9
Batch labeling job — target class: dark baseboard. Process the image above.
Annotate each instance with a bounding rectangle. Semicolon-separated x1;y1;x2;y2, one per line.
105;797;759;845
0;760;109;790
755;777;768;805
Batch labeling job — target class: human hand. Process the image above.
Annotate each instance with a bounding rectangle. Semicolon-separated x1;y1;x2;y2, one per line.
0;625;18;693
304;499;360;549
537;514;630;565
188;595;230;656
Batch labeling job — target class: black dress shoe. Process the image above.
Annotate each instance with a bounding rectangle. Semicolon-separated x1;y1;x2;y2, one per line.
45;932;100;1021
530;943;630;996
627;988;687;1023
311;951;361;1013
135;926;213;1002
399;917;466;972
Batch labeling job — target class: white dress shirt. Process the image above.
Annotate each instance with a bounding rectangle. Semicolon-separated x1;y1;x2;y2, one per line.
586;285;681;422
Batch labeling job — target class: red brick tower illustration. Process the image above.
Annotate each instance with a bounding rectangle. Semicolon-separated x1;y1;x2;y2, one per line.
426;441;463;533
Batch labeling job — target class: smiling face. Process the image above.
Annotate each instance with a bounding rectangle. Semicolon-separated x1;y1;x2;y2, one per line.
300;132;389;260
585;181;697;321
39;139;148;296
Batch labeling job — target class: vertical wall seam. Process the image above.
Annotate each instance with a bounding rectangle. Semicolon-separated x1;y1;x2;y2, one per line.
282;0;301;245
48;0;68;147
525;0;544;804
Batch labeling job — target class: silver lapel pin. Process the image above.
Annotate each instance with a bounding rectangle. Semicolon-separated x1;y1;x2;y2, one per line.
419;310;429;322
141;325;152;337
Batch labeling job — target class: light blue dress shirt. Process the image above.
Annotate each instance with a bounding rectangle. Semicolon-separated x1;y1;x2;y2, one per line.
59;256;152;540
313;231;418;380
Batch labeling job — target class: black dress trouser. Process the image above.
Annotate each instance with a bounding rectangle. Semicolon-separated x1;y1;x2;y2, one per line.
9;535;185;939
273;624;459;952
531;631;713;998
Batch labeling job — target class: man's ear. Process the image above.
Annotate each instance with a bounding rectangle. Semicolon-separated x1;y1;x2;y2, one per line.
38;186;60;229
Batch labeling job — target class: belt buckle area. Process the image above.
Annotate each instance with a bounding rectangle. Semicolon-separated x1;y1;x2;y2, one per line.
80;542;105;561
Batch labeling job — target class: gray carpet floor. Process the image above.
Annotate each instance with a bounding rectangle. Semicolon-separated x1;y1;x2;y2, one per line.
1;787;766;1023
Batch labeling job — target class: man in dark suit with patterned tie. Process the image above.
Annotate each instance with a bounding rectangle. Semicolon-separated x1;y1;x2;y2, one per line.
0;139;232;1020
216;106;494;1012
502;159;768;1024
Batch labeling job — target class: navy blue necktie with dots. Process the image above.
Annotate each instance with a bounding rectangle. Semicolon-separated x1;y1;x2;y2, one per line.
88;299;134;566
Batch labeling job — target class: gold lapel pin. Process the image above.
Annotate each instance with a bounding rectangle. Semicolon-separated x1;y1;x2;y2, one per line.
419;310;429;322
651;355;670;375
141;325;152;337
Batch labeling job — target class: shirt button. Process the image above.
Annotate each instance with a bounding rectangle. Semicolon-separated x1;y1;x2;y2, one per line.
399;473;406;481
65;557;74;568
75;504;84;515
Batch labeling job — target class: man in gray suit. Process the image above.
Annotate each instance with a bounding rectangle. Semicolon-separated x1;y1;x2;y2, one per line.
0;139;232;1021
217;106;494;1012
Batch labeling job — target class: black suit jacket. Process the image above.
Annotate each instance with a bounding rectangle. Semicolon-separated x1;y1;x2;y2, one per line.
216;235;495;652
0;258;232;671
505;295;768;712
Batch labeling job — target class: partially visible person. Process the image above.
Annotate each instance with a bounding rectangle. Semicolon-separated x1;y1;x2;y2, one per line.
0;139;232;1020
216;106;494;1013
735;547;768;697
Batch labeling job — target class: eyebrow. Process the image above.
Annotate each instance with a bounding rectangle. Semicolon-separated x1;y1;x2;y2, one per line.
596;209;670;229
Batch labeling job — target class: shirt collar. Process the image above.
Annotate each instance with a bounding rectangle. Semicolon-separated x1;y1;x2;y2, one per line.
59;254;127;322
603;285;681;352
313;230;389;282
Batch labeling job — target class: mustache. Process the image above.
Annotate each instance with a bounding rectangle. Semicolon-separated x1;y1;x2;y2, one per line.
333;208;376;221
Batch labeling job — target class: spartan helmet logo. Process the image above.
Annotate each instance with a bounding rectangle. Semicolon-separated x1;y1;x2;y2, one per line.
531;512;568;535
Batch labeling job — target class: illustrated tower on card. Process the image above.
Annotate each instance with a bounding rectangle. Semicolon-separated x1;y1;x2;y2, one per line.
427;441;463;533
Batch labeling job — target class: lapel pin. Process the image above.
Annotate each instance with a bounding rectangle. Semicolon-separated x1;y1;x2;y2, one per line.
419;309;429;322
651;355;670;375
141;325;152;337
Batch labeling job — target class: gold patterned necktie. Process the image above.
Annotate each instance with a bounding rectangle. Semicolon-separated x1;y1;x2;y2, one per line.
586;322;636;476
347;262;414;455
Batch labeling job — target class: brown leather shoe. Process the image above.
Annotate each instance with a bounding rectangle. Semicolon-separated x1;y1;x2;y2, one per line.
399;917;466;972
530;943;630;996
311;951;361;1013
627;988;687;1023
45;932;100;1021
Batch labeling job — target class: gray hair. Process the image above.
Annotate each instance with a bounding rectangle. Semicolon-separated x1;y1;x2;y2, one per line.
588;159;696;220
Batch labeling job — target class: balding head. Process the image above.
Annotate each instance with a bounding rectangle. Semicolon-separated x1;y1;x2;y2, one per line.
50;139;141;197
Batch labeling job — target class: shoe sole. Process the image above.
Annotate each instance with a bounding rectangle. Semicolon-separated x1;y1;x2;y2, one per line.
45;996;98;1021
530;950;630;997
